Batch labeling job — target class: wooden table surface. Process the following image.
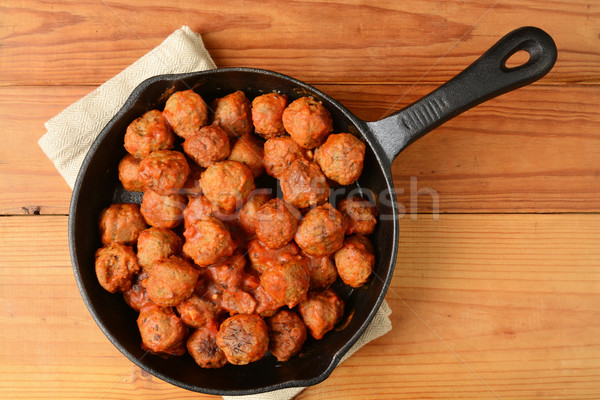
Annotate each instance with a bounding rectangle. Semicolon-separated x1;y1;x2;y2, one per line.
1;1;599;399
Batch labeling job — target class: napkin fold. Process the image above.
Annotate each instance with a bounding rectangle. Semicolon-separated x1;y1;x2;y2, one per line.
38;26;392;400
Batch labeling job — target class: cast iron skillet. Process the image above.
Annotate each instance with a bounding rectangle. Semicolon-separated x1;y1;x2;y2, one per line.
69;26;556;395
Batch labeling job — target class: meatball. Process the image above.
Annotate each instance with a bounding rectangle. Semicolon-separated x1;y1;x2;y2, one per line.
252;284;283;317
247;239;302;275
267;309;307;362
138;150;190;196
183;217;236;267
137;303;187;356
187;324;227;368
314;133;365;185
334;235;375;288
337;196;378;235
182;125;230;168
306;254;338;290
251;92;288;139
95;242;140;293
211;90;253;138
118;154;145;192
297;288;344;340
140;190;186;229
260;258;309;309
220;289;257;315
255;199;300;249
282;96;333;149
280;158;329;209
176;295;219;328
183;194;219;230
263;137;309;179
237;190;273;235
144;255;200;307
98;203;147;245
136;227;183;270
162;89;209;139
123;271;151;311
216;314;269;365
200;160;255;214
124;109;174;158
295;203;345;256
204;251;247;291
227;133;265;178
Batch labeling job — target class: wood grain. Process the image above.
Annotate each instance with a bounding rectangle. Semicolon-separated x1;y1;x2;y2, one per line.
1;1;599;399
2;84;598;215
0;0;597;86
1;214;599;399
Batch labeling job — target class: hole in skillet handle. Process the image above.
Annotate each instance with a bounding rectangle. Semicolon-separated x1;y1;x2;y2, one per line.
503;49;532;70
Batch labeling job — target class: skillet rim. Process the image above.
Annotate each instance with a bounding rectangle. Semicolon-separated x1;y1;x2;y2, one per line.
68;66;399;395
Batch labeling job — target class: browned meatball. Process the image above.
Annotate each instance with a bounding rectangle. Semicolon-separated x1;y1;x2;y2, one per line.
337;196;378;235
314;133;365;185
138;150;190;196
280;158;329;209
98;203;147;245
267;309;307;362
295;203;345;256
124;109;174;158
306;254;338;290
187;324;227;368
211;91;253;138
182;125;230;168
95;242;140;293
118;154;145;192
220;288;257;315
334;235;375;288
247;239;302;275
140;190;186;229
255;199;300;249
200;160;255;214
282;96;333;149
183;217;236;267
263;137;309;179
183;194;219;230
227;134;265;178
137;303;187;356
251;93;288;139
204;251;247;291
144;255;200;307
123;271;151;311
260;258;309;309
237;190;273;235
176;295;219;328
136;227;183;270
251;284;282;317
297;288;344;340
162;89;209;139
216;314;269;365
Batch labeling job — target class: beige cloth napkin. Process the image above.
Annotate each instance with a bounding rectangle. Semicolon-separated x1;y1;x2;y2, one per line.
38;26;393;400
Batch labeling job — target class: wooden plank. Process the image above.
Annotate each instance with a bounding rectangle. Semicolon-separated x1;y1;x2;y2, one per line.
0;0;597;86
0;86;82;215
1;84;598;215
1;214;599;399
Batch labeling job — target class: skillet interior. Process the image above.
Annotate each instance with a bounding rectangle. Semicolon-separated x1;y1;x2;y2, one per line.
69;68;399;395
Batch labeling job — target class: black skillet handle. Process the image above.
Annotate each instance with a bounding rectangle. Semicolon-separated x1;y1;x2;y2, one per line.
367;26;557;164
